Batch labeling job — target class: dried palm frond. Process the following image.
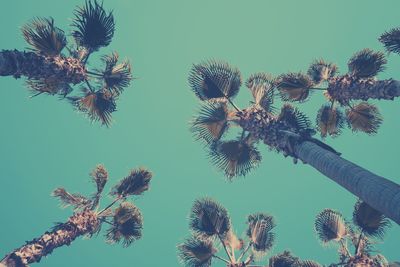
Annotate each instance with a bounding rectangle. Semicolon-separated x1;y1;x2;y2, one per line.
72;0;115;51
246;72;275;111
178;235;216;267
26;77;72;96
188;60;242;100
277;73;314;102
191;101;230;144
52;188;91;210
346;102;382;134
22;17;66;56
316;104;345;138
111;168;152;197
106;202;143;247
246;213;275;253
379;27;400;54
307;59;338;84
99;52;132;95
300;260;322;267
315;209;347;244
189;198;231;237
224;230;243;250
269;251;300;267
209;139;261;179
90;164;108;194
353;200;391;239
278;104;312;131
348;49;386;78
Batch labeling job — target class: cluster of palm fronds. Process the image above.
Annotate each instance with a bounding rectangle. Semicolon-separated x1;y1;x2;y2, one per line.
314;200;391;266
20;0;132;126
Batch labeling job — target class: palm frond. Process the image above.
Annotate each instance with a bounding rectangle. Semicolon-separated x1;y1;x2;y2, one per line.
246;213;275;253
189;198;231;237
188;60;242;101
21;17;66;56
52;188;91;210
277;73;314;102
111;168;152;197
347;49;387;78
299;260;322;267
315;209;347;244
209;139;261;179
307;59;338;84
224;230;243;250
90;164;108;194
379;27;400;54
72;0;115;51
26;77;72;96
178;236;216;267
99;52;132;95
191;101;230;144
373;254;389;267
353;200;391;239
278;104;312;131
346;102;382;134
246;72;275;111
106;202;143;247
316;104;346;138
269;251;300;267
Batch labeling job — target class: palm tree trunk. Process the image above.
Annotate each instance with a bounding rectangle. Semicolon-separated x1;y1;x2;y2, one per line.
1;210;99;267
0;50;86;84
294;141;400;224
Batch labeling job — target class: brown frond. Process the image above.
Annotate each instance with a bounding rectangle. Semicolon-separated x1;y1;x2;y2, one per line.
346;102;382;134
277;73;314;102
315;209;347;244
90;164;108;194
316;104;345;138
52;188;91;210
307;59;338;84
246;72;275;111
348;49;386;78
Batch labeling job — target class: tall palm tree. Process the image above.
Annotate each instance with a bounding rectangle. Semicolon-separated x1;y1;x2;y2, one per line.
1;165;152;267
177;198;318;267
188;60;400;224
314;200;392;267
0;0;132;126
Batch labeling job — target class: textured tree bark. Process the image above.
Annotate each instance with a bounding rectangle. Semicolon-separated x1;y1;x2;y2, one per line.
294;141;400;224
1;210;99;267
0;50;86;84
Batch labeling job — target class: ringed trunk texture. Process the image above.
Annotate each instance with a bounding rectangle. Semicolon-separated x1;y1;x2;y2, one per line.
295;141;400;224
1;210;99;267
0;49;86;84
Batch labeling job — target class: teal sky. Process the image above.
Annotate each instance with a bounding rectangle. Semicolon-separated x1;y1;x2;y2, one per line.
0;0;399;266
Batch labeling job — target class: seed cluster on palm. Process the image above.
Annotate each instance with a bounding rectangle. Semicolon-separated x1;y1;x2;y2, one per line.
1;165;153;267
0;0;132;126
314;200;391;267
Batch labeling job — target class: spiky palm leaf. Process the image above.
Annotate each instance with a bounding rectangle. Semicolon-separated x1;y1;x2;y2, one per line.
188;60;242;101
246;72;275;111
300;260;322;267
278;104;312;131
106;202;143;247
316;104;346;138
269;251;300;267
346;102;382;134
26;77;72;96
209;139;261;179
379;27;400;54
224;230;243;250
111;168;152;197
72;0;115;51
353;200;391;239
315;209;347;243
277;73;314;102
99;52;132;95
91;164;108;194
347;49;386;78
21;17;66;56
246;213;275;253
178;236;216;267
189;198;231;237
307;59;338;84
52;188;91;210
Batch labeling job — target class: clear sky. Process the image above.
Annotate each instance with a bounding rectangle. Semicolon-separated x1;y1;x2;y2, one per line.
0;0;399;266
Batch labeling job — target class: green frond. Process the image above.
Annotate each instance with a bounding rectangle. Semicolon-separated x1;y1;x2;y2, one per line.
299;260;322;267
209;139;262;179
191;101;230;144
26;77;72;96
188;60;242;101
111;168;152;197
379;27;400;54
52;188;91;210
246;72;275;111
277;73;314;102
106;202;143;247
314;209;347;244
269;251;300;267
99;52;132;95
178;236;216;267
21;17;66;56
307;59;338;84
278;104;312;131
189;198;231;237
246;213;275;253
90;164;108;194
346;102;382;134
316;104;345;138
348;49;387;78
353;200;391;239
72;0;115;51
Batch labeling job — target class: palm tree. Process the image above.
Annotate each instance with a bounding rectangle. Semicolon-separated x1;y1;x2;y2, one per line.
188;60;400;224
177;198;318;267
1;165;152;266
314;200;392;267
0;0;132;126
